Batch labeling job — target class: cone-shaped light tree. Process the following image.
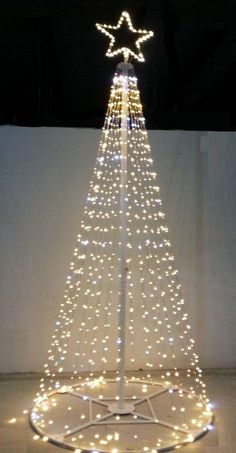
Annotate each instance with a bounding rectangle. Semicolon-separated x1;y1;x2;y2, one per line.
30;11;214;453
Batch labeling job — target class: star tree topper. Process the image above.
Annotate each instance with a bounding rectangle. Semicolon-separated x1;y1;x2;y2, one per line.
96;11;154;62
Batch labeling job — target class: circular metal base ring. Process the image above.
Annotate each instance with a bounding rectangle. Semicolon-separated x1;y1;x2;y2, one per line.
30;378;214;453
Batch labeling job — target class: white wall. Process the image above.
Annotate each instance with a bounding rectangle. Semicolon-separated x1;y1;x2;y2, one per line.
0;126;236;372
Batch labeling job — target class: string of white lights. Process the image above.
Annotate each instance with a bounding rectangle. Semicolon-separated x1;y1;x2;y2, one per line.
36;69;208;400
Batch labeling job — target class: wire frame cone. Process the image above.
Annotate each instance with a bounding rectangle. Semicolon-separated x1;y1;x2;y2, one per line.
30;62;214;452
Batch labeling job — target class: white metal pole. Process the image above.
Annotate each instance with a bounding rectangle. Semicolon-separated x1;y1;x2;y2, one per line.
117;61;129;411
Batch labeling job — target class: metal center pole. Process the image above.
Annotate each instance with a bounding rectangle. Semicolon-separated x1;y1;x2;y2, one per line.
117;61;129;411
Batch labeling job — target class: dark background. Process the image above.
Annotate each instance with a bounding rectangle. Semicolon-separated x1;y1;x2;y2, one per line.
0;0;236;130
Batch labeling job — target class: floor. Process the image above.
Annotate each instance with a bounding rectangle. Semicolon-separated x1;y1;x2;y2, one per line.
0;372;236;453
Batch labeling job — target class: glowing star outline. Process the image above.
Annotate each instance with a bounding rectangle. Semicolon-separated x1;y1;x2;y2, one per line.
96;11;154;62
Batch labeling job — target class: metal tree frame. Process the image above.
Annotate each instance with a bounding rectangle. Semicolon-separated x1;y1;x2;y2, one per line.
29;11;214;453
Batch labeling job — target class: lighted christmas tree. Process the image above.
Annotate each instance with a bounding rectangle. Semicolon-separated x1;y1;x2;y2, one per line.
30;11;214;453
